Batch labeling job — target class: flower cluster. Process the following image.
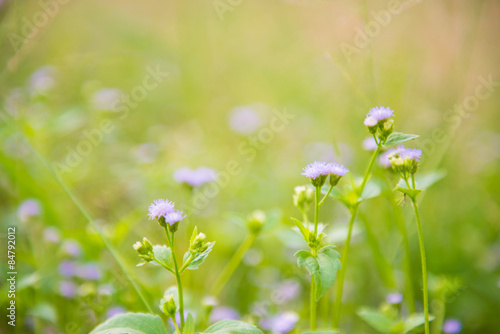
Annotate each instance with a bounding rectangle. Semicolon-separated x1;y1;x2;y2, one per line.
387;145;422;180
148;199;185;230
364;106;395;142
302;161;349;187
174;167;217;188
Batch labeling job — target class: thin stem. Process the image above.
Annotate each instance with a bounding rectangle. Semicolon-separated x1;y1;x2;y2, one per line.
310;185;321;331
333;144;381;328
332;205;358;328
165;227;185;330
411;199;430;334
314;186;321;236
170;315;182;334
411;173;416;189
179;253;194;273
310;273;317;331
319;184;334;207
210;233;256;297
359;144;382;196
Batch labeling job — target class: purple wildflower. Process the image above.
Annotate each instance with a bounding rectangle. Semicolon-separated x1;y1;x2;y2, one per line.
17;198;41;222
174;167;217;187
62;239;82;257
379;145;406;168
363;137;378;151
91;88;123;111
301;161;332;179
106;306;126;319
443;319;462;333
367;106;395;121
386;292;403;304
229;106;263;135
60;281;77;298
43;227;61;243
329;162;349;177
29;66;57;95
364;116;378;127
261;312;299;334
163;210;186;225
210;306;240;322
76;263;102;280
400;148;422;161
59;260;78;277
148;199;175;220
272;280;301;304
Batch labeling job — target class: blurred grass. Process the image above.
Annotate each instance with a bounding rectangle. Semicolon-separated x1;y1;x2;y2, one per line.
1;0;500;333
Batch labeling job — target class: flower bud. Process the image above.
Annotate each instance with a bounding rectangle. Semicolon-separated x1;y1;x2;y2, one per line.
364;116;378;134
311;174;328;188
293;186;314;213
133;240;151;255
160;294;177;317
379;118;394;141
190;233;208;253
247;210;266;234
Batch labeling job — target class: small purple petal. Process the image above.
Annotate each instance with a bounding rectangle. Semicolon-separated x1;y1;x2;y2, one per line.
367;106;395;121
443;319;462;333
210;307;240;323
59;260;78;277
148;199;175;220
386;292;403;304
60;281;77;298
17;198;41;222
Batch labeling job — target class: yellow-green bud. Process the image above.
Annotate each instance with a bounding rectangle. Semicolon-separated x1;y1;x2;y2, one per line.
247;210;266;234
293;186;314;212
161;294;177;317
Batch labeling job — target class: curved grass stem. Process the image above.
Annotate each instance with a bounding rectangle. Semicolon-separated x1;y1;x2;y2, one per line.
165;227;185;330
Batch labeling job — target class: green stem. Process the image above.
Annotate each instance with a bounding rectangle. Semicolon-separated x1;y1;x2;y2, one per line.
359;144;382;196
171;315;182;334
210;233;257;297
165;227;185;330
179;253;194;273
332;205;358;328
310;273;317;331
333;144;381;328
411;199;430;334
314;186;321;236
319;184;334;207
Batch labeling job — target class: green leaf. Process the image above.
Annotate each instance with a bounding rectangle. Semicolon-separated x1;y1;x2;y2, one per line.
294;250;319;275
90;313;168;334
384;132;419;146
397;170;446;190
183;241;215;270
152;245;174;270
183;313;196;334
357;308;400;334
291;217;309;240
316;246;342;300
360;179;383;201
395;187;422;200
403;313;435;333
201;320;263;334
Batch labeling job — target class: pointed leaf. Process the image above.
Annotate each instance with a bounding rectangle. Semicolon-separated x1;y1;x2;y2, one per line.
294;250;319;276
201;320;263;334
184;242;215;270
183;313;195;334
291;217;309;240
357;308;399;334
90;313;168;334
316;246;341;300
395;187;422;200
384;132;419;146
404;313;435;333
153;245;174;270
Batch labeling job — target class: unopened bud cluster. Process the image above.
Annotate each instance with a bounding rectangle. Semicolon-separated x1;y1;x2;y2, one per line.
364;106;395;142
247;210;266;235
293;186;314;213
133;238;154;262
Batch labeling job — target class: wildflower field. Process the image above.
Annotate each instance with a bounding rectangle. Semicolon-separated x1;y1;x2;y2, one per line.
1;0;499;333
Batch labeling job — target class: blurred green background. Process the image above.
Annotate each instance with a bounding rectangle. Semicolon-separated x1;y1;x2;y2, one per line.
0;0;499;333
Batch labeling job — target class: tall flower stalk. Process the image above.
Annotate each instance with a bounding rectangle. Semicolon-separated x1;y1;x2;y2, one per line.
293;161;347;330
333;106;394;327
134;199;215;333
389;147;429;334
